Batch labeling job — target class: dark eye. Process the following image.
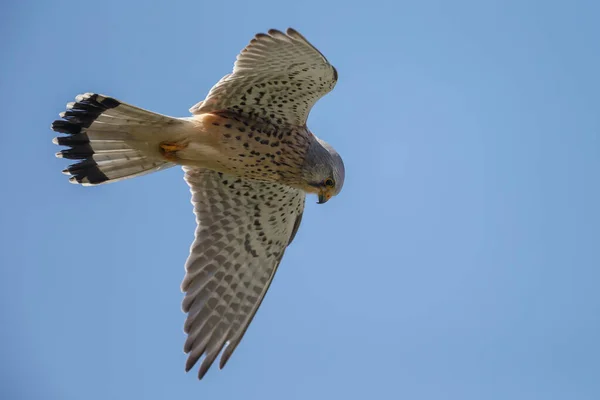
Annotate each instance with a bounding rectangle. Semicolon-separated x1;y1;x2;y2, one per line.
324;178;335;187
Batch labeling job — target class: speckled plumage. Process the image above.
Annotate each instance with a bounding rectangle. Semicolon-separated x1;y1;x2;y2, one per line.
181;112;310;186
181;168;305;377
50;28;344;380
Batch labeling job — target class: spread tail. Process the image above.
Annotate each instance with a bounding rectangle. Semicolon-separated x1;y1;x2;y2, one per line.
51;93;190;185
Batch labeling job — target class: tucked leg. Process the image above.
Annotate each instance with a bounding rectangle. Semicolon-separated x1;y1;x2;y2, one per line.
159;141;188;161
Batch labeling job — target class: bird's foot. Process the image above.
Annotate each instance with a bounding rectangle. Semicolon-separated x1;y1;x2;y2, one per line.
159;141;188;161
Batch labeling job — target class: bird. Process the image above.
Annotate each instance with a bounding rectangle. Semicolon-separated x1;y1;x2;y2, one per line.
50;28;344;380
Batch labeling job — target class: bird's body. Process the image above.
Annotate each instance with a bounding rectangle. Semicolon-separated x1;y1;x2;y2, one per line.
51;28;344;379
175;112;311;187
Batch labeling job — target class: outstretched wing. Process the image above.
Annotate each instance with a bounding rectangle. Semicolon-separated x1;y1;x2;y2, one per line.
181;167;305;379
190;28;337;127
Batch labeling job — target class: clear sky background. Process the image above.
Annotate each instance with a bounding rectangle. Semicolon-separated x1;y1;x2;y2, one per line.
1;0;599;399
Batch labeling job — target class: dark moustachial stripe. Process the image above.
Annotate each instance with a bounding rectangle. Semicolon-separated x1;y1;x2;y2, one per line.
51;94;120;184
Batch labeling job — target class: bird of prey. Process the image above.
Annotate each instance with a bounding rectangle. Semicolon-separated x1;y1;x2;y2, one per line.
51;28;344;379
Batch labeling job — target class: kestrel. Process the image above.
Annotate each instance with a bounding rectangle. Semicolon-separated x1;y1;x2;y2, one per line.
51;28;344;379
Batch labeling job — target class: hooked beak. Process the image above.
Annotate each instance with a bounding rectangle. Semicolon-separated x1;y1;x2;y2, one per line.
317;192;330;204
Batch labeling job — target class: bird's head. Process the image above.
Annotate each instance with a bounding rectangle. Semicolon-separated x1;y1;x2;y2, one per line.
301;136;345;204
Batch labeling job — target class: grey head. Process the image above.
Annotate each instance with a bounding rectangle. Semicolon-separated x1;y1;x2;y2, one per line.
301;135;345;204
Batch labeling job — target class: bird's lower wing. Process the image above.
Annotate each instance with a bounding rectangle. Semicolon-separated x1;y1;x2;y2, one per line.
181;167;305;379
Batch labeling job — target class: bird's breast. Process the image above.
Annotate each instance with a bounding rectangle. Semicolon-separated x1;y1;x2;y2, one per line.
186;113;310;185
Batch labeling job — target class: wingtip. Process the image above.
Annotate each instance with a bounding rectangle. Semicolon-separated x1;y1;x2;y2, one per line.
184;362;194;373
183;335;194;353
218;353;230;370
197;365;209;380
267;28;286;38
286;27;304;40
219;341;236;370
184;359;210;381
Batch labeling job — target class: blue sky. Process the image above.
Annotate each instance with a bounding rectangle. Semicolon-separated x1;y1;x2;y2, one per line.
1;0;599;398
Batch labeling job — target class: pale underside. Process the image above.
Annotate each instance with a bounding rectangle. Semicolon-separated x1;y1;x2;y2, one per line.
190;28;337;126
181;28;336;378
182;167;305;378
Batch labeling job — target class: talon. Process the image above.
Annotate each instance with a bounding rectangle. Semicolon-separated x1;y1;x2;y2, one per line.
159;141;187;161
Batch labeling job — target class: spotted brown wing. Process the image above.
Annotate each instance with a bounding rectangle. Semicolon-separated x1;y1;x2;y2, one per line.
190;28;337;127
181;167;305;379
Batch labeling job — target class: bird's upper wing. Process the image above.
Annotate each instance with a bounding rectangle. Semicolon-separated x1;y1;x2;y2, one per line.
181;167;305;379
189;28;337;127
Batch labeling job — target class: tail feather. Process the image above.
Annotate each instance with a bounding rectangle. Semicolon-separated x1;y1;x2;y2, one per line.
53;137;132;152
69;151;145;164
51;93;188;186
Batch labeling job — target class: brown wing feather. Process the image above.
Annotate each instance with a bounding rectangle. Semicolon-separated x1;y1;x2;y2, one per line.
190;28;337;127
181;167;305;379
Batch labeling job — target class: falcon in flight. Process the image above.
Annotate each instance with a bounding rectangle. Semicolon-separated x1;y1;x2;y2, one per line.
51;28;344;379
